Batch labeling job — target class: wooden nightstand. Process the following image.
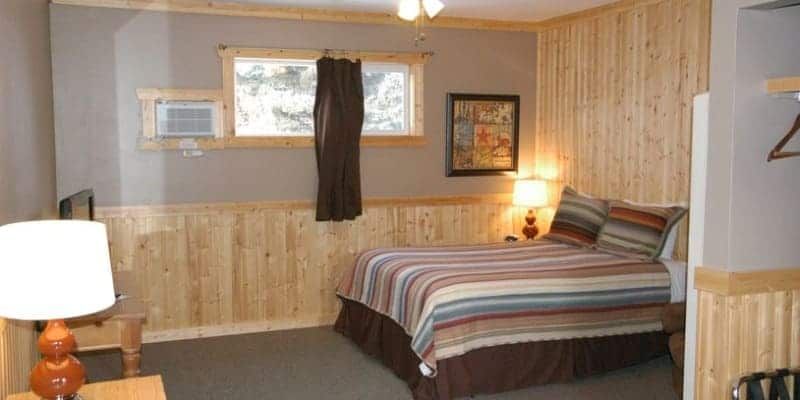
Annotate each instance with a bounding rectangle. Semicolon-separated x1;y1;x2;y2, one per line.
69;271;146;378
6;375;166;400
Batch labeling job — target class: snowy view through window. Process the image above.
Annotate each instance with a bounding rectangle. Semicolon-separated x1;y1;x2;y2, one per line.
235;59;408;136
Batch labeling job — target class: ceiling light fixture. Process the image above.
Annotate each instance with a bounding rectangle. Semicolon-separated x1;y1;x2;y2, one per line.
397;0;445;46
397;0;420;21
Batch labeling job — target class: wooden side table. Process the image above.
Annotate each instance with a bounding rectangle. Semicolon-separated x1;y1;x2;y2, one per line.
69;272;146;378
6;375;166;400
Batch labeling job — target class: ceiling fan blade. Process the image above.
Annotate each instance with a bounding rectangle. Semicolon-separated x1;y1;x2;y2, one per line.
423;0;445;18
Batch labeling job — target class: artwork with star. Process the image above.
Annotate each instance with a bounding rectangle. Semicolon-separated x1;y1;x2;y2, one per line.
446;93;520;176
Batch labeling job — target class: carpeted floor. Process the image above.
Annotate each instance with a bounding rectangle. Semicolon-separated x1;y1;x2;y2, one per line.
81;327;679;400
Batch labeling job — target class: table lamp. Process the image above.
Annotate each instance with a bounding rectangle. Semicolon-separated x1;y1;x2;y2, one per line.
0;220;115;400
513;179;548;240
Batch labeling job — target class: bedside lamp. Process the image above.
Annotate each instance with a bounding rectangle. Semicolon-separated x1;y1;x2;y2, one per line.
0;221;115;400
513;180;548;240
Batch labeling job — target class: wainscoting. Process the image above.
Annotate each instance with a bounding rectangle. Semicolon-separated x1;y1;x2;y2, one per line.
533;0;711;260
97;194;523;342
0;319;36;398
694;267;800;400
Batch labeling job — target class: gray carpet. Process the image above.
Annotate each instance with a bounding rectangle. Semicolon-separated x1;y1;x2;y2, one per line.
80;327;679;400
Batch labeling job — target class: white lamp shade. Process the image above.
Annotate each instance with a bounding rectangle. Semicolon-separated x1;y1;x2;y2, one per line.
422;0;445;18
398;0;420;21
513;180;548;208
0;220;115;321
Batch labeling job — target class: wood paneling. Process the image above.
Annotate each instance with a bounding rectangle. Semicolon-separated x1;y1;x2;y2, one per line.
0;319;37;398
50;0;541;32
533;0;711;260
695;267;800;400
97;196;524;342
766;76;800;94
695;266;800;296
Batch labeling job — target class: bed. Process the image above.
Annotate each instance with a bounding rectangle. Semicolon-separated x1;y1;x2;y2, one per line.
334;237;686;400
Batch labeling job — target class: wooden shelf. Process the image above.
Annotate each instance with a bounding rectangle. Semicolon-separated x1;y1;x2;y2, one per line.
766;76;800;94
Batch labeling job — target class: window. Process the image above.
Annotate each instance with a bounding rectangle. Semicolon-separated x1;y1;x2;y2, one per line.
362;63;410;135
219;46;428;147
235;59;316;136
234;59;411;137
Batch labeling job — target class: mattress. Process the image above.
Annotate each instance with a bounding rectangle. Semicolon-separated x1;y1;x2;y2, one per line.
337;238;673;375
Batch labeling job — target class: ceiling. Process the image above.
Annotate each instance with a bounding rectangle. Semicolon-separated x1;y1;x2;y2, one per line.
236;0;619;22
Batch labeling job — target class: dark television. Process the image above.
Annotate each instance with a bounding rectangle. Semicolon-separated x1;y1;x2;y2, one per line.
59;189;95;221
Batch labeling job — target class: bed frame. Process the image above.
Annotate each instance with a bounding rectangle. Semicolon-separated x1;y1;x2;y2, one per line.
335;298;669;400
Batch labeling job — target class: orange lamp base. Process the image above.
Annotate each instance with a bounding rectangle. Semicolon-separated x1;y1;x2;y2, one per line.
30;320;86;400
522;209;539;240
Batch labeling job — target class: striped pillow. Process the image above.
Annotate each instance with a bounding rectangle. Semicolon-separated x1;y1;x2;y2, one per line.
596;201;688;259
544;187;609;246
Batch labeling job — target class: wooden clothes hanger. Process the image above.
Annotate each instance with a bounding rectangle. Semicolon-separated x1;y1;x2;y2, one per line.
768;112;800;162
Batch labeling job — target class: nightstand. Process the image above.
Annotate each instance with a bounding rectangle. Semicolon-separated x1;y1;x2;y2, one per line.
69;271;146;378
6;376;166;400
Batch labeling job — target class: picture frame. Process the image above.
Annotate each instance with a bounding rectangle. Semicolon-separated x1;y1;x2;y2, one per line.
445;93;520;177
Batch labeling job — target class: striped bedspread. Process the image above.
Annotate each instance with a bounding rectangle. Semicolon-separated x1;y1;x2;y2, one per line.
337;239;671;374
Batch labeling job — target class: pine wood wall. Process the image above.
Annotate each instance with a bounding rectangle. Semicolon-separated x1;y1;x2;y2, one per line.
533;0;711;260
97;196;523;342
0;319;36;397
695;268;800;400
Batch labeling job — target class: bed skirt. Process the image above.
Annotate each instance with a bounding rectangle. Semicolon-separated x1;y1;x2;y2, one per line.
334;298;669;400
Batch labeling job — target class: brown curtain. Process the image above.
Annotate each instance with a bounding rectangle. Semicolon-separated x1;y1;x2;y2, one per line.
313;57;364;221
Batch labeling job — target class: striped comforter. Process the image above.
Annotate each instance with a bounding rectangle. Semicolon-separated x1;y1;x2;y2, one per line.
337;239;671;374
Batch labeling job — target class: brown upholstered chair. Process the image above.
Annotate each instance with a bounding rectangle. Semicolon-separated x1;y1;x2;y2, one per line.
662;302;686;398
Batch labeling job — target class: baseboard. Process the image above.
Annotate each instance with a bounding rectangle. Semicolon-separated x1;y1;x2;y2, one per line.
142;313;340;344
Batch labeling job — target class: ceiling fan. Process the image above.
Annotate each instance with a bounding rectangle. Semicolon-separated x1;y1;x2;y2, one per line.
397;0;445;45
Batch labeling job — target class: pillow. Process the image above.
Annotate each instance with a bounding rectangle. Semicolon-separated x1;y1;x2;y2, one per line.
544;187;609;246
596;201;688;259
659;225;679;259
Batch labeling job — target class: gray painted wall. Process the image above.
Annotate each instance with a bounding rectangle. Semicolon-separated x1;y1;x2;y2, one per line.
0;0;57;223
50;5;538;207
704;0;800;270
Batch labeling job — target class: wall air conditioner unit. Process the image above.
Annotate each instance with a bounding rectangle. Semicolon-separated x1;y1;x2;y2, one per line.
155;100;217;138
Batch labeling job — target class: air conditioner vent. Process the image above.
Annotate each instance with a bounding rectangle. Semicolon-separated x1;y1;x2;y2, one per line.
156;101;217;138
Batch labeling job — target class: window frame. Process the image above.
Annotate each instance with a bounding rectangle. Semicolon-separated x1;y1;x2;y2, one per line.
219;45;428;148
137;88;225;151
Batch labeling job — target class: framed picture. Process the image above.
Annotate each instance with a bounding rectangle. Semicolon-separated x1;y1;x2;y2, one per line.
445;93;520;177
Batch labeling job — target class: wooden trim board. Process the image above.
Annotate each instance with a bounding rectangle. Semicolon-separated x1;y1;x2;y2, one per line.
217;45;432;65
139;135;427;150
143;313;339;343
136;88;223;102
766;76;800;94
51;0;541;32
695;266;800;296
51;0;689;34
96;193;514;218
